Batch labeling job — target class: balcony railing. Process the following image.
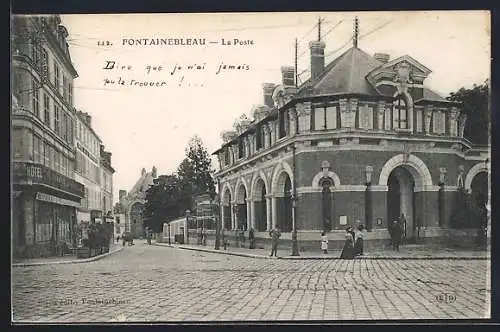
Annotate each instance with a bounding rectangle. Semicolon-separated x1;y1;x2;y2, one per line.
13;161;85;197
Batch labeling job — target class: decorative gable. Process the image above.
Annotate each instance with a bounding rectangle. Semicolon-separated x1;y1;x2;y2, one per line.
366;55;432;94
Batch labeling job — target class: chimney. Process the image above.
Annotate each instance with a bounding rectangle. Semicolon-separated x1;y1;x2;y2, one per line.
119;190;127;201
280;66;295;87
262;83;276;108
85;114;91;126
374;53;390;64
309;40;326;80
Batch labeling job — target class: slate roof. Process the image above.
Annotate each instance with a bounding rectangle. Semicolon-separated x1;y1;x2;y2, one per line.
311;47;383;96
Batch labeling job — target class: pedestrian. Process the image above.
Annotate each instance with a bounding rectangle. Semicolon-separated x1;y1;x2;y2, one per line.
354;224;365;256
391;220;402;251
321;231;329;254
222;228;228;250
240;229;246;248
340;226;355;259
269;227;281;257
116;235;120;244
249;228;255;249
400;213;407;244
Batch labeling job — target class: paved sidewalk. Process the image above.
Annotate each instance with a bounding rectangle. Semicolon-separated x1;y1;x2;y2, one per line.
155;242;490;260
12;244;123;267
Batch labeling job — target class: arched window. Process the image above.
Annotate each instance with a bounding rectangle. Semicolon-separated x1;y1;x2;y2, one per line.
392;96;408;129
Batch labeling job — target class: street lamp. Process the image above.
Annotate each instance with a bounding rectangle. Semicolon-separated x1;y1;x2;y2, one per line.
291;143;299;256
214;194;221;250
185;209;191;245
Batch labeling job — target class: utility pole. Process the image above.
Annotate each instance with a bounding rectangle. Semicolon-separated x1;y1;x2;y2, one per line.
294;38;298;88
215;179;221;250
353;16;359;48
318;17;322;41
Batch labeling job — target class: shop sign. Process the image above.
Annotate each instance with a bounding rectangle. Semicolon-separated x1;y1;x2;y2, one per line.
36;192;81;207
14;162;85;197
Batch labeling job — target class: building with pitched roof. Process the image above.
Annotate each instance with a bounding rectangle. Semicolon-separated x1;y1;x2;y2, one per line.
212;17;490;250
114;167;157;238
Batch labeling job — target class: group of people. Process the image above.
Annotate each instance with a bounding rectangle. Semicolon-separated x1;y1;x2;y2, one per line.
339;224;365;259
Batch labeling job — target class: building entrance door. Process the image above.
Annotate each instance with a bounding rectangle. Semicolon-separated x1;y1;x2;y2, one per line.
387;166;415;240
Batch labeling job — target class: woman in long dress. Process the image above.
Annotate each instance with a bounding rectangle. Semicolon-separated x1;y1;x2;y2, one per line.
354;224;365;256
321;232;328;254
340;227;355;259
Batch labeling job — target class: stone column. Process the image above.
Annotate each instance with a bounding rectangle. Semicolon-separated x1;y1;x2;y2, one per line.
220;202;225;230
266;195;272;231
263;124;270;149
449;107;459;137
246;197;251;230
458;113;467;138
289;108;297;136
230;201;236;230
297;102;312;133
271;196;278;229
250;198;256;229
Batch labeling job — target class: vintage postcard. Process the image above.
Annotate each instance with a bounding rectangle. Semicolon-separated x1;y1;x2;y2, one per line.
11;11;491;323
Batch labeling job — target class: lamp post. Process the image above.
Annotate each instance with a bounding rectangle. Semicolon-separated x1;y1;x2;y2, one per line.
185;209;190;245
365;165;373;231
214;193;221;250
168;222;171;245
291;143;299;256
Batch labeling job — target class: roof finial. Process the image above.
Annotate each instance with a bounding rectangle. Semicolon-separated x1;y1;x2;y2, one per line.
353;16;359;48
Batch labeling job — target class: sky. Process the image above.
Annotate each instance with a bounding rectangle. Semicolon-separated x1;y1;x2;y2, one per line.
58;11;490;204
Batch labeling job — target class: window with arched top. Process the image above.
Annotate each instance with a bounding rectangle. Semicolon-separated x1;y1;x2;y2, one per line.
392;96;408;129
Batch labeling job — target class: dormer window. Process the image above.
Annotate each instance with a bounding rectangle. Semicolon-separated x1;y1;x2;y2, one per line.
392;95;408;129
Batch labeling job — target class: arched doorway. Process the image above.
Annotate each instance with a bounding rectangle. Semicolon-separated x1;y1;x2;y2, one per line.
236;184;248;230
276;171;293;232
471;171;488;229
253;178;267;231
387;166;416;240
222;188;232;230
471;172;488;208
320;177;334;231
130;202;145;238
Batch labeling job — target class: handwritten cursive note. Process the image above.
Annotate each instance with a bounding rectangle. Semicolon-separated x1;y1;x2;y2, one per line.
101;60;251;88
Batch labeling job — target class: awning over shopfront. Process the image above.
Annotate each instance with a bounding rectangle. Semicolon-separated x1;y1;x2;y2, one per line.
35;192;81;208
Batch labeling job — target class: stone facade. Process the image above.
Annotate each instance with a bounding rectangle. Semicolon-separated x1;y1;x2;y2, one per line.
213;26;490;249
114;167;157;238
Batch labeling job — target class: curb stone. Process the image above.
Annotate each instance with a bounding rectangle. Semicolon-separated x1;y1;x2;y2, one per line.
154;243;490;260
12;247;124;267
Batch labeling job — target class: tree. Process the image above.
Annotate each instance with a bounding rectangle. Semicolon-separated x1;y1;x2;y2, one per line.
179;135;216;201
446;81;490;145
143;174;182;233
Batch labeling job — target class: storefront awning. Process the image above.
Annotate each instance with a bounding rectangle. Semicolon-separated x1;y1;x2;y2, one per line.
35;192;81;208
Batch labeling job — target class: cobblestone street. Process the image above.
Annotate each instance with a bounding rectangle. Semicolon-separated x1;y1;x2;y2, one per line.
12;243;490;322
